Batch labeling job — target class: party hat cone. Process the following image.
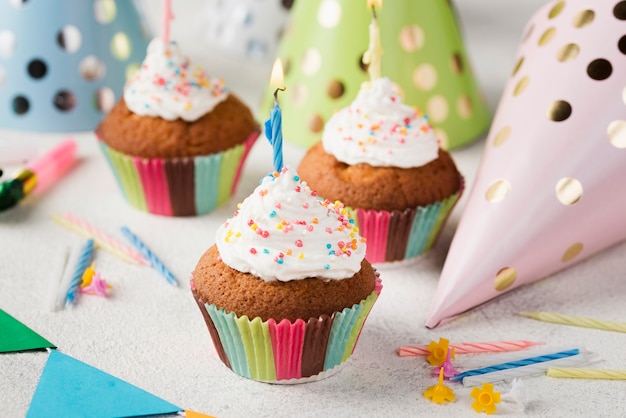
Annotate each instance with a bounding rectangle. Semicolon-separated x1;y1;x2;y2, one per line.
426;0;626;327
200;0;293;63
0;0;147;132
260;0;490;150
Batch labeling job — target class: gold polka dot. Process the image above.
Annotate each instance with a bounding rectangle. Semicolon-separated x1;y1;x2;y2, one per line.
556;43;579;62
450;53;463;74
512;56;524;76
427;96;449;123
513;76;529;96
562;242;583;262
399;25;425;52
547;100;572;121
111;32;131;60
457;95;472;119
607;120;626;148
317;0;341;28
573;9;595;27
485;180;510;203
493;126;511;147
326;79;344;99
555;177;583;205
523;24;535;42
435;128;449;150
413;64;438;91
494;267;517;291
309;114;324;133
301;48;321;75
290;84;308;107
549;1;566;19
125;62;140;80
538;27;556;46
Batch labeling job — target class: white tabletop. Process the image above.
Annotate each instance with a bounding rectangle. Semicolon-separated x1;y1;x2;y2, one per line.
2;1;625;417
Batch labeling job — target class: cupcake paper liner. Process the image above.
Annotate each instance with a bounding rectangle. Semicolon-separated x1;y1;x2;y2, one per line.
354;182;464;263
192;277;382;383
98;131;259;216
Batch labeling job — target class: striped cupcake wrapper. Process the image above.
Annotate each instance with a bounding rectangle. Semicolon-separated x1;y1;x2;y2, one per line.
192;277;382;383
353;180;464;263
98;131;259;216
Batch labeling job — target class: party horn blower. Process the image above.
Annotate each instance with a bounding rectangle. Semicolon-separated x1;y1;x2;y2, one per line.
426;0;626;327
261;0;490;150
0;139;76;211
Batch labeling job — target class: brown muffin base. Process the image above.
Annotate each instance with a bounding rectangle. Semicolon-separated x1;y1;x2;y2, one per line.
298;142;462;211
192;245;377;322
96;94;258;158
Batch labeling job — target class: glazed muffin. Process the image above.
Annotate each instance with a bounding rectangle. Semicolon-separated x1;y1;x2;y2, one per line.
191;167;382;382
299;77;463;262
96;38;260;216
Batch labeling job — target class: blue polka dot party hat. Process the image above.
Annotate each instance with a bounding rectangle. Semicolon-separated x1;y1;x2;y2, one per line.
0;0;147;132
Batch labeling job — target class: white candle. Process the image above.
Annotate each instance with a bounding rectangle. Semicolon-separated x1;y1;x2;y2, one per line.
363;0;383;82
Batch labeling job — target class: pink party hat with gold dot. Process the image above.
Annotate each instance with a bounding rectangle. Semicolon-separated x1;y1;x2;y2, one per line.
427;0;626;327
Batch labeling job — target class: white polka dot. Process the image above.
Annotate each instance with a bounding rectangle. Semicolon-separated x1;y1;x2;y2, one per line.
318;0;342;28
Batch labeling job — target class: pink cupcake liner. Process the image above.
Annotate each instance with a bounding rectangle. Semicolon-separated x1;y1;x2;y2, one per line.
97;131;259;216
354;181;464;263
191;276;382;383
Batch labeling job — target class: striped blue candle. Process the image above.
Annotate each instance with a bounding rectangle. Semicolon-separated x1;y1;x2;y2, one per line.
264;87;285;173
120;226;178;287
65;239;94;306
450;348;580;381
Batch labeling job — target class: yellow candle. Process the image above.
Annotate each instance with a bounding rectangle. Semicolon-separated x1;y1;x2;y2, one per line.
363;0;383;82
519;311;626;333
547;367;626;380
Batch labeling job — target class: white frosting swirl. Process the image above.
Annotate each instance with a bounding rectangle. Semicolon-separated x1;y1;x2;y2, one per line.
123;38;228;122
215;167;366;282
322;77;439;168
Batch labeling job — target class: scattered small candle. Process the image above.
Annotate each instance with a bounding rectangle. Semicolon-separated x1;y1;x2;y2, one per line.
121;226;178;287
547;367;626;380
520;311;626;333
399;340;543;357
65;239;95;306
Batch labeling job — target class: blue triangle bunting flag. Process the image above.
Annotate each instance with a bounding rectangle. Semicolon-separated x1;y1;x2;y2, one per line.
27;350;182;418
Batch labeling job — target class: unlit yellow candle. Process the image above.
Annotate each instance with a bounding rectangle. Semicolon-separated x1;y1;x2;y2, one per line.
519;311;626;333
547;367;626;380
363;0;383;81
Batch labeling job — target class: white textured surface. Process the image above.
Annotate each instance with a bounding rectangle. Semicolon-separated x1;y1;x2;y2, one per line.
2;1;626;417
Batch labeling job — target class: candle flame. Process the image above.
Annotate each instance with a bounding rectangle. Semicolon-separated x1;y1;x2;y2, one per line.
367;0;382;10
270;58;284;87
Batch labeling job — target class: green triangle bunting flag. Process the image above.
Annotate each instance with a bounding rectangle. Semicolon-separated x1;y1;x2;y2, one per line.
0;309;55;353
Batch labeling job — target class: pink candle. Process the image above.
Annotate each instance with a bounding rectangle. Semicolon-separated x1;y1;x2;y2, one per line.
162;0;173;44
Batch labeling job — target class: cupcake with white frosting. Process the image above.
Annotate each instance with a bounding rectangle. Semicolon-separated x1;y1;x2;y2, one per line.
96;38;259;216
191;166;381;383
298;77;463;262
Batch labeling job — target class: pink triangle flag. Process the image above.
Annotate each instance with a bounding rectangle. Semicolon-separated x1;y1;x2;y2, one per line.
0;309;55;353
27;350;181;418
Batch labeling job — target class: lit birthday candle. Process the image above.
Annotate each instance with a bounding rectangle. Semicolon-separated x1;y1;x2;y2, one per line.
520;311;626;333
547;367;626;380
264;87;286;173
363;0;383;82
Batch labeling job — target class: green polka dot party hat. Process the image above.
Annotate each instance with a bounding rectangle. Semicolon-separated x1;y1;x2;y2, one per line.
0;0;147;132
260;0;491;150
